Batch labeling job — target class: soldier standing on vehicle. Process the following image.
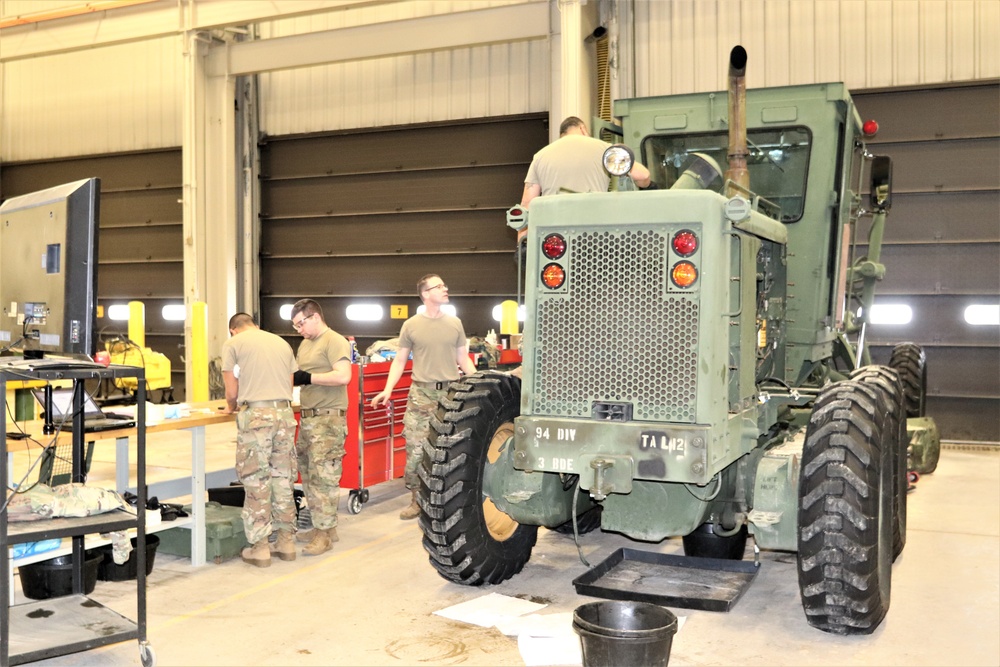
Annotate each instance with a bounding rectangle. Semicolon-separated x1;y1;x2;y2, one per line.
518;116;652;242
221;312;298;568
290;299;352;556
370;274;478;520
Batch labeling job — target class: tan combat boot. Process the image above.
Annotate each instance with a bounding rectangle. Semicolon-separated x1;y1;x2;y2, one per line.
328;527;339;543
302;528;333;556
270;530;296;561
295;529;315;544
241;541;271;568
399;489;421;520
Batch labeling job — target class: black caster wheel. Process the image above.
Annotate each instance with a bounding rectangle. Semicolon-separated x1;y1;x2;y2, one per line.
347;490;363;515
360;488;370;503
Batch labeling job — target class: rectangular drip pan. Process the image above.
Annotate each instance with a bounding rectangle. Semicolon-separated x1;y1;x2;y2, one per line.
572;548;760;612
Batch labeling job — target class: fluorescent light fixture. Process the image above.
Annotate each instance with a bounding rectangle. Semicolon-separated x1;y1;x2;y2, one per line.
418;304;456;317
279;304;294;321
964;304;1000;326
869;304;912;325
346;304;384;321
162;304;186;321
107;305;130;321
491;304;527;322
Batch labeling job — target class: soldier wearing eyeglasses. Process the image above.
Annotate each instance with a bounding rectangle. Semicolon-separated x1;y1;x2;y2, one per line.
371;274;478;520
289;299;352;557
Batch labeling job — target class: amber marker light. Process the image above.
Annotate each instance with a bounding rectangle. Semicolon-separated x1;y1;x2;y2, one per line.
671;261;698;288
541;263;566;289
542;234;567;259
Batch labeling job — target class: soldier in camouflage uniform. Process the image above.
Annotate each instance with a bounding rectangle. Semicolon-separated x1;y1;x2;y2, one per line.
371;275;478;519
290;299;352;556
222;312;298;568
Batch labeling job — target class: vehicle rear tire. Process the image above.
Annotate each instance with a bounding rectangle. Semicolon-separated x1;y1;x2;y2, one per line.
682;522;748;560
888;342;927;418
797;380;893;635
850;365;907;560
418;372;537;585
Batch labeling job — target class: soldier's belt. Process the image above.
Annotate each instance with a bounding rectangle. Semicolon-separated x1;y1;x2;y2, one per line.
241;399;291;409
411;380;451;390
300;408;345;417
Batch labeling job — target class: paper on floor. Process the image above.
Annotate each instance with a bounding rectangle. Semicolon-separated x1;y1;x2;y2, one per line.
433;592;547;628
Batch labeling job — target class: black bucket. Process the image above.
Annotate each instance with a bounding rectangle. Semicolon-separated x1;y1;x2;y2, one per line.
573;600;678;667
96;534;160;582
18;551;102;600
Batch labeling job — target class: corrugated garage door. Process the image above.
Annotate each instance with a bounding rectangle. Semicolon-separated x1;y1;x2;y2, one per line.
854;83;1000;442
257;114;548;354
0;151;185;401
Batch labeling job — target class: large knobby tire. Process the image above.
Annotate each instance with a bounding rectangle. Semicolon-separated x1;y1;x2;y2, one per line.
797;380;893;635
418;372;538;585
851;365;908;561
888;342;927;418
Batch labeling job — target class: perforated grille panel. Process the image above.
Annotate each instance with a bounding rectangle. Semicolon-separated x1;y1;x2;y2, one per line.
530;229;700;422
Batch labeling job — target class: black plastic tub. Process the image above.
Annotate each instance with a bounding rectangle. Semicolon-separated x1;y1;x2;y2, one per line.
96;534;160;582
18;551;102;600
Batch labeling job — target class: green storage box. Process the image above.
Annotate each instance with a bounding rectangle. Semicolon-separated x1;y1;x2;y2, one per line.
157;501;248;564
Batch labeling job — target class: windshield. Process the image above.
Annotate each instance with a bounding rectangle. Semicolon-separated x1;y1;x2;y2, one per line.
642;126;812;222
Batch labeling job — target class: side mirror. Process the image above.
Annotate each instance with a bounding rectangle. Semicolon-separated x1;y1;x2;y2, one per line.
870;156;892;210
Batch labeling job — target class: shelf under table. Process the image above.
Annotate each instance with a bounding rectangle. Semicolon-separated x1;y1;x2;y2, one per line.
7;594;138;665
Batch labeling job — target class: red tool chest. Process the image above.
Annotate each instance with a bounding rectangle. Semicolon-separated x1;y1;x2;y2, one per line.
341;359;411;513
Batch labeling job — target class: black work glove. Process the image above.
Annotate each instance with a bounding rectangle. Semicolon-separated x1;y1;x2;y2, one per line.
293;370;312;386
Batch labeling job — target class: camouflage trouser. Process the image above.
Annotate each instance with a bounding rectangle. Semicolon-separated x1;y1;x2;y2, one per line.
235;406;297;544
402;385;448;489
297;413;347;530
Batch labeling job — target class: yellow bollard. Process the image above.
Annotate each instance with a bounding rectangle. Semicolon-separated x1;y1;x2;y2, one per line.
128;301;145;347
500;300;520;335
190;302;209;402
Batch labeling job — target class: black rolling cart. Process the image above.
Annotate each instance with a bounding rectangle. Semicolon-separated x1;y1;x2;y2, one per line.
0;361;153;667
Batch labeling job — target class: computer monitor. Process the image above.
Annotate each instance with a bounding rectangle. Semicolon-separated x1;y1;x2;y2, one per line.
0;178;100;358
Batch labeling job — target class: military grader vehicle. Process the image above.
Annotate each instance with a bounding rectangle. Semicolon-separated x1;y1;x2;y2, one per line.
417;46;939;635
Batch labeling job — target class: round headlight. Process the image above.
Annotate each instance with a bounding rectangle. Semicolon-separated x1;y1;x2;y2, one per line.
602;144;635;177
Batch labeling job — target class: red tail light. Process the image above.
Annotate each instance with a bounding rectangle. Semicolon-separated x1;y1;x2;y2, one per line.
542;234;567;259
862;119;879;137
672;230;698;256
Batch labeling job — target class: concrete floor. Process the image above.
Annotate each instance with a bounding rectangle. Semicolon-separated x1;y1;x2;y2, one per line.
14;427;1000;667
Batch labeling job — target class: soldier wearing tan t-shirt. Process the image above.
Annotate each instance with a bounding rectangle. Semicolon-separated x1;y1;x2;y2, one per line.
221;312;297;568
518;116;652;243
289;299;352;557
371;274;478;519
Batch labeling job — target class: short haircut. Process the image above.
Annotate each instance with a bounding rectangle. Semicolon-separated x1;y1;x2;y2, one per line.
417;274;440;298
291;298;323;321
559;116;587;136
228;312;255;330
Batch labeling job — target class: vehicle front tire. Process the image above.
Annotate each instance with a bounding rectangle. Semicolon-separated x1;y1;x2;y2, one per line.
797;380;893;635
418;372;537;585
851;365;907;560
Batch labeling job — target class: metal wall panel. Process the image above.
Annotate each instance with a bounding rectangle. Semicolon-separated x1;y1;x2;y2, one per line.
867;295;1000;348
859;191;1000;244
628;0;1000;97
258;40;549;136
0;36;182;162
